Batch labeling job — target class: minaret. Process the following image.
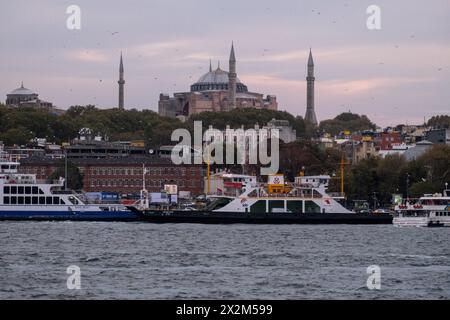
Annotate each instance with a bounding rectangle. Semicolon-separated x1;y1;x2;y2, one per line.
305;48;318;125
228;42;237;110
118;52;125;109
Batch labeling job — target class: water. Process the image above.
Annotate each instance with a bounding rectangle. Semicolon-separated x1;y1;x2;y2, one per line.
0;222;449;299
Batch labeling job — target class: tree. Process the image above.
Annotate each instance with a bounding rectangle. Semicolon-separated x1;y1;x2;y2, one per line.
48;160;84;190
319;112;376;135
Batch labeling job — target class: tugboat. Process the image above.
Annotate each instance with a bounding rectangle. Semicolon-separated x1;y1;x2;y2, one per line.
129;174;393;225
393;188;450;227
0;156;138;221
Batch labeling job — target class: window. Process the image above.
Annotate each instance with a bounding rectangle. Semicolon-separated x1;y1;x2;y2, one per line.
4;197;10;204
39;197;45;205
11;186;17;194
25;186;31;194
11;197;17;204
18;186;24;194
53;197;60;205
32;197;38;205
4;186;10;194
46;197;53;205
25;197;31;205
32;186;38;194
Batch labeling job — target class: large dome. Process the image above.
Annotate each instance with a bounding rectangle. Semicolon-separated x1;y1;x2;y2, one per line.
9;83;36;96
190;67;248;93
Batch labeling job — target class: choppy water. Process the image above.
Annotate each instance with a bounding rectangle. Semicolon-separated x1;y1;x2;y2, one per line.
0;222;449;299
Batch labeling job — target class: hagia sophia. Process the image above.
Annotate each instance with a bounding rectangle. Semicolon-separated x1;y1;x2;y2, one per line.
158;43;279;120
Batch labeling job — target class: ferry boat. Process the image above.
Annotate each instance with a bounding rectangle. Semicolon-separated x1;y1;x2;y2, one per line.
130;174;392;224
393;189;450;227
0;157;138;221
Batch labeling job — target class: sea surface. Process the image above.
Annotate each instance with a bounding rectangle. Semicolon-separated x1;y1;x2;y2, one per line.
0;222;449;299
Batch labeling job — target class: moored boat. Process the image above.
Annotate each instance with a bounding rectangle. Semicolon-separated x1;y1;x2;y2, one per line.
130;174;392;224
0;157;138;222
393;189;450;227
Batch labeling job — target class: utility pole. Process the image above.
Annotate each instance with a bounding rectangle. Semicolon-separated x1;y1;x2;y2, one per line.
64;148;68;191
406;172;410;202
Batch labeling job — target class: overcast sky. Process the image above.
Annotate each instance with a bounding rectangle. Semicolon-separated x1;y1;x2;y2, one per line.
0;0;449;127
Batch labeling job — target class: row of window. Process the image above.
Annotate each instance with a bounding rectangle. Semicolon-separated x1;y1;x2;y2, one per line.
3;196;65;205
4;186;44;195
436;212;449;217
89;179;199;188
89;167;199;176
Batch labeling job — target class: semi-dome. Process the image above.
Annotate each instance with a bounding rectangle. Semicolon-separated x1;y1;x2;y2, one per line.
190;65;248;93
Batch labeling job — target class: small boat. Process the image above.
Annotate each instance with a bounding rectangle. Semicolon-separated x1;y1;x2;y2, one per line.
130;174;392;225
0;157;138;222
393;190;450;227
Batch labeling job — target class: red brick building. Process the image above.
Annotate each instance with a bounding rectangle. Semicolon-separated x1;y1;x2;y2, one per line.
378;132;403;150
18;156;205;196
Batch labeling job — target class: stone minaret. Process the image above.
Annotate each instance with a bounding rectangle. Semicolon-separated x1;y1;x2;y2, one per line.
228;42;237;110
118;52;125;109
305;48;318;125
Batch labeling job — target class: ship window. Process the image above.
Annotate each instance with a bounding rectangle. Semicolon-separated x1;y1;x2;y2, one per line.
46;197;53;205
287;201;303;213
32;197;38;205
11;186;17;194
250;200;266;213
39;188;44;194
60;199;66;205
39;197;45;205
32;186;38;194
18;197;24;204
4;197;10;204
18;186;24;194
53;197;60;205
11;197;17;204
4;186;10;194
25;186;31;194
305;201;320;213
25;197;31;205
269;200;284;213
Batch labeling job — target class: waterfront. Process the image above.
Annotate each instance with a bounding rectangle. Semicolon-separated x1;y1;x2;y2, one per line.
0;222;449;299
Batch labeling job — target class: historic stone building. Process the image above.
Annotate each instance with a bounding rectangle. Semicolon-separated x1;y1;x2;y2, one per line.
158;44;278;119
6;82;53;108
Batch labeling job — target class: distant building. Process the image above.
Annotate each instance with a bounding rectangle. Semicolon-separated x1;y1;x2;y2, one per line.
377;132;403;150
18;156;204;196
403;140;433;161
158;44;277;118
261;119;297;143
352;140;377;164
6;82;53;108
425;128;450;145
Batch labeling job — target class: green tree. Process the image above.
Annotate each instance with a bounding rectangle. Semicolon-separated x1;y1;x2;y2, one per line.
48;160;84;190
319;112;376;135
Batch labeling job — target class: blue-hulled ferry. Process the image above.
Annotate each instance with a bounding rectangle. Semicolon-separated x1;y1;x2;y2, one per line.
0;157;138;222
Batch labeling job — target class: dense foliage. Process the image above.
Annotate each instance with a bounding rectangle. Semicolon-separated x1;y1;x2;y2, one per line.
319;112;376;135
427;115;450;128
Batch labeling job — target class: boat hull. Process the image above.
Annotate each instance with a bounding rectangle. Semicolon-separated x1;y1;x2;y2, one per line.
130;208;393;225
0;210;139;222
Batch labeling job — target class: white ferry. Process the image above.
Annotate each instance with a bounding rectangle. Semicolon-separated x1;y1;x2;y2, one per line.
132;174;393;224
0;157;138;221
393;190;450;227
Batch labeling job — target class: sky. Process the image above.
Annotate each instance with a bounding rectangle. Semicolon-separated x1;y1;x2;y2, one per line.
0;0;449;127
